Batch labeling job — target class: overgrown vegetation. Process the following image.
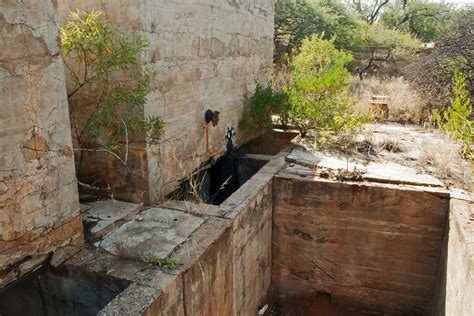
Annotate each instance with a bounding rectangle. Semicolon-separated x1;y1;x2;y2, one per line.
274;0;359;62
287;35;365;138
349;76;426;123
433;71;473;156
145;257;179;270
274;0;421;79
380;0;455;42
61;10;165;190
243;36;365;143
405;8;473;111
352;22;419;79
240;83;290;132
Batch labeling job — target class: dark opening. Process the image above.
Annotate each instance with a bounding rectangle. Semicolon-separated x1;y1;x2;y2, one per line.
169;156;267;205
237;131;297;156
0;265;130;316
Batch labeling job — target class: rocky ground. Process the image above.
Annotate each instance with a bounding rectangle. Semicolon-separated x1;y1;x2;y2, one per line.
295;123;473;192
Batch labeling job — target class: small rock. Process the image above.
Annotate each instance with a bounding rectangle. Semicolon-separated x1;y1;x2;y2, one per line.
0;181;8;194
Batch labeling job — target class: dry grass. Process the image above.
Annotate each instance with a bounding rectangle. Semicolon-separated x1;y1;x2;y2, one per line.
378;137;402;153
419;137;462;180
113;239;143;261
350;77;427;124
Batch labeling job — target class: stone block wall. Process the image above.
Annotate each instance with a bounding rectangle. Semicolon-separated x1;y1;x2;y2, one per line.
272;174;449;315
432;190;474;315
57;0;274;203
0;1;83;288
95;156;279;315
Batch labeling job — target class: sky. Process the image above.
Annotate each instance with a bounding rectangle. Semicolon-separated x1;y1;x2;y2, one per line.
443;0;473;4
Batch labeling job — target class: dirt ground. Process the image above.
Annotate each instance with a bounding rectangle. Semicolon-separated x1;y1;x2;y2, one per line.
297;123;473;192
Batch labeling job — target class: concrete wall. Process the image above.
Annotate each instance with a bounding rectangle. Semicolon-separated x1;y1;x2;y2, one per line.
0;0;83;288
272;174;449;315
432;190;474;315
94;155;283;315
142;175;273;315
58;0;274;203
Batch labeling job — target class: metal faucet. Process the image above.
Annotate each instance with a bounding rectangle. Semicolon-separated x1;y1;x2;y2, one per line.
225;126;236;156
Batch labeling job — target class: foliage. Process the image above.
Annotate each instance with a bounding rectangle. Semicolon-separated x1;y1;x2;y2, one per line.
349;76;426;124
286;35;365;137
350;0;390;24
380;0;455;42
405;8;473;111
352;21;420;79
61;10;165;152
145;257;179;270
274;0;359;62
240;83;290;133
432;71;473;156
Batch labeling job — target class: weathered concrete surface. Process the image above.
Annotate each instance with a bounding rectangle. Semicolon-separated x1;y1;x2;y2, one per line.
58;0;274;203
272;172;450;315
432;190;474;316
0;1;83;288
220;151;287;316
100;207;204;260
143;217;234;316
159;199;223;217
287;148;444;187
63;150;287;315
81;200;141;238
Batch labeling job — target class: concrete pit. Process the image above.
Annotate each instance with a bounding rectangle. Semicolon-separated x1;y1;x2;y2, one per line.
0;131;471;315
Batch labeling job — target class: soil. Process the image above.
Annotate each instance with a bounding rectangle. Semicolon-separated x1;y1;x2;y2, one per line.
297;123;473;192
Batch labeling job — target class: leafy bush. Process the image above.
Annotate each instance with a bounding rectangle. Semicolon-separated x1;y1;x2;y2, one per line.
380;0;455;42
286;35;365;138
61;10;165;152
240;82;290;133
433;71;473;156
61;10;165;193
404;8;473;111
274;0;359;62
352;22;420;79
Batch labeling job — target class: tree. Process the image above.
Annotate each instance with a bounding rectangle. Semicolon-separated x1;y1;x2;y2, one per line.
274;0;359;62
240;82;291;133
286;35;363;137
61;10;165;191
380;0;455;42
350;0;390;24
405;8;474;111
352;21;420;79
433;71;473;156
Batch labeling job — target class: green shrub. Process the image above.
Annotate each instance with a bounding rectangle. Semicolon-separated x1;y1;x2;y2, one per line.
287;35;365;138
240;82;291;133
433;70;473;156
61;10;165;151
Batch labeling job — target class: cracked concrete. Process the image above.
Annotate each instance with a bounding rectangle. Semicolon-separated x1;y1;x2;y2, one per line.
100;208;205;260
57;0;274;203
0;0;83;288
81;200;141;238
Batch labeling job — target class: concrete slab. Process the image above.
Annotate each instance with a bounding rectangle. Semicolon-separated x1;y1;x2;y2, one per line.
159;200;223;217
364;162;444;187
81;200;141;237
100;208;205;260
287;148;444;187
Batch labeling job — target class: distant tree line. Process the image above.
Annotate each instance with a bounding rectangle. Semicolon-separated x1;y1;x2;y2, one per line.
274;0;463;79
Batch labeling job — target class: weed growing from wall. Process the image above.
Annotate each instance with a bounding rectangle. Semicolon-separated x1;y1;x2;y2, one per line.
240;82;291;133
433;70;473;157
61;10;165;191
